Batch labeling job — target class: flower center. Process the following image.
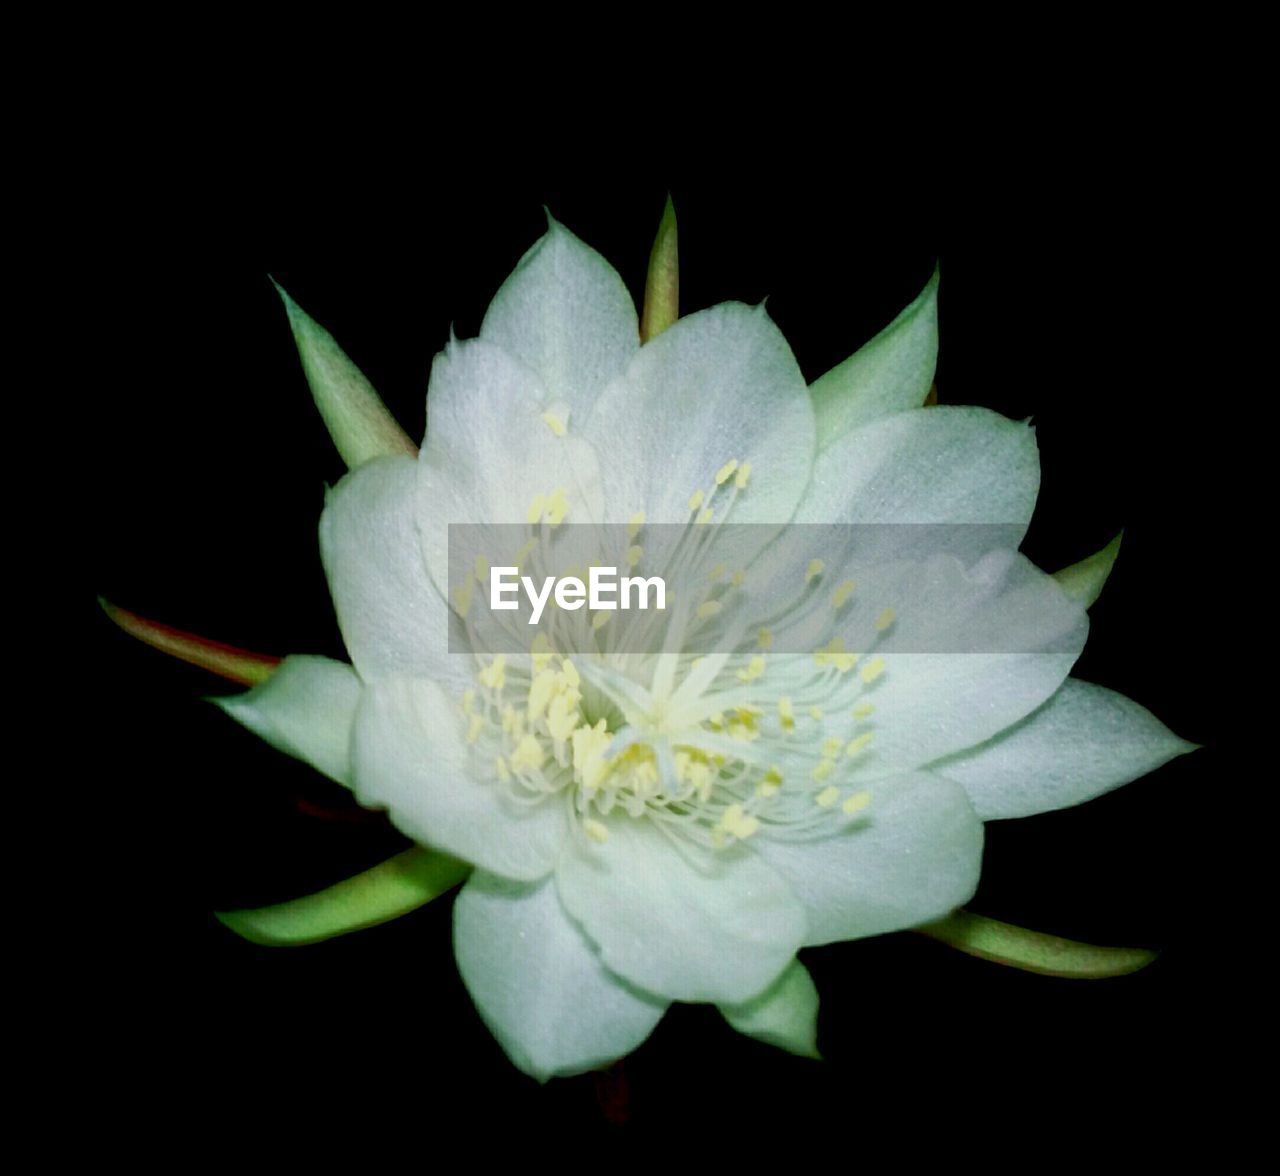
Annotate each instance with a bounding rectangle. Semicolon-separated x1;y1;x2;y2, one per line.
451;456;896;851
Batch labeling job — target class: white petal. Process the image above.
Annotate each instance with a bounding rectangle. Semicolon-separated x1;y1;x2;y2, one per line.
809;268;939;449
479;218;639;423
454;871;667;1082
930;677;1198;820
555;817;807;1004
754;772;983;946
719;958;821;1059
351;677;568;881
795;406;1040;539
415;336;604;600
319;455;464;688
582;302;816;525
214;654;360;787
816;552;1090;772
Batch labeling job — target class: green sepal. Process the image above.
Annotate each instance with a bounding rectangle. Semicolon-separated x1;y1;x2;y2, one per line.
216;847;471;947
809;266;939;449
274;280;418;468
916;910;1157;978
1052;531;1123;608
639;195;678;343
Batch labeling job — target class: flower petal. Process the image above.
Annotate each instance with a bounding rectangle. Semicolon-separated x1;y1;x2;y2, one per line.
809;268;939;449
352;677;568;882
582;302;816;525
795;406;1040;538
454;871;668;1082
808;551;1090;772
719;958;821;1059
753;771;983;946
556;817;806;1004
415;336;604;601
479;217;640;423
319;455;463;688
930;677;1198;820
213;654;361;786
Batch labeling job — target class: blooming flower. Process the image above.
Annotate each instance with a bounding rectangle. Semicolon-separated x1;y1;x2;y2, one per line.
109;208;1195;1081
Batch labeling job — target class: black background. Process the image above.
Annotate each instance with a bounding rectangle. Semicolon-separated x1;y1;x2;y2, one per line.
83;140;1232;1142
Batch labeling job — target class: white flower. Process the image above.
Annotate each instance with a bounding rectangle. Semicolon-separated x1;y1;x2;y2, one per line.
199;214;1194;1081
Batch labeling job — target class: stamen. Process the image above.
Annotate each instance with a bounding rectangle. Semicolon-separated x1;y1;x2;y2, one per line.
842;790;871;816
859;656;886;684
542;411;568;437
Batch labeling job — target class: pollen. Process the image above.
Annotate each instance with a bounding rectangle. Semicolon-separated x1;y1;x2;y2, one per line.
627;545;643;567
544;487;569;526
823;736;843;758
875;607;896;632
815;784;839;806
688;489;705;512
697;600;722;620
540;411;568;437
859;656;886;684
842;790;871;816
526;493;546;525
832;579;856;609
736;655;766;683
845;732;874;757
806;558;825;583
811;760;835;783
808;706;824;721
815;637;858;673
510;733;547;773
715;458;740;486
627;510;646;540
852;702;874;719
717;803;760;840
778;697;795;730
452;580;474;618
731;569;746;587
735;461;752;489
526;668;557;720
583;818;610;844
478;656;507;691
697;508;714;525
757;628;774;650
